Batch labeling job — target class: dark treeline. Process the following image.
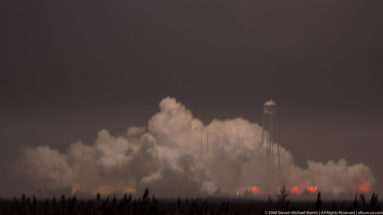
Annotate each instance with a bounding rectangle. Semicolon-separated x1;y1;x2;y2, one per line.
0;188;382;215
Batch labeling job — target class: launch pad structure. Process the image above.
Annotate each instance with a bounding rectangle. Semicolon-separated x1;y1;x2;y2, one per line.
261;99;281;193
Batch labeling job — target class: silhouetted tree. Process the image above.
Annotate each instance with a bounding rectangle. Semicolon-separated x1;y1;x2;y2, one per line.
370;192;378;210
360;194;366;210
279;185;289;210
316;192;322;210
128;194;132;203
143;187;150;200
353;195;359;210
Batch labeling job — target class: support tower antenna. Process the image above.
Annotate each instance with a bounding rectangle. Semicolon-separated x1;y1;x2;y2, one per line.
261;98;281;193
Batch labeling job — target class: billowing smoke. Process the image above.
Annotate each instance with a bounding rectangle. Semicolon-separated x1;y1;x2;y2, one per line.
17;97;375;197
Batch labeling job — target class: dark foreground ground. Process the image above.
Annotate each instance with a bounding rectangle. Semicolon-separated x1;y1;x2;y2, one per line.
0;193;382;215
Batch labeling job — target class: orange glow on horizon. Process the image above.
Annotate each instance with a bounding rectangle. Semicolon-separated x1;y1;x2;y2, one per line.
359;183;370;193
94;185;113;195
290;186;301;194
123;187;136;194
72;184;80;194
249;186;260;195
307;186;318;193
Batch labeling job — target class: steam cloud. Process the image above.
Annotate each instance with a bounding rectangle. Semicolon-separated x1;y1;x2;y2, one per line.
17;97;375;197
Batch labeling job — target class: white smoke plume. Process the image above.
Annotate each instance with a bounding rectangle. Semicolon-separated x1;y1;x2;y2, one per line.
17;97;375;197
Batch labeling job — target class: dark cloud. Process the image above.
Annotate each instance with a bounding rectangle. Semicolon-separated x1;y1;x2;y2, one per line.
1;0;383;196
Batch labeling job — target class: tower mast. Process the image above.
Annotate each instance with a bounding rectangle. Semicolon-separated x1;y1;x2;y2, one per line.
261;98;281;193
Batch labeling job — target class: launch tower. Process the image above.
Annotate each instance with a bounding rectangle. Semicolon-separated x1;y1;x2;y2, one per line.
262;99;281;193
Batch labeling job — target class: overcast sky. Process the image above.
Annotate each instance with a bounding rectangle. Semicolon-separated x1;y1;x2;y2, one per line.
1;0;383;196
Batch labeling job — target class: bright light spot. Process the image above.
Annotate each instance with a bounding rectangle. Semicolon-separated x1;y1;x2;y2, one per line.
359;182;370;193
290;186;301;194
249;186;260;195
307;186;318;193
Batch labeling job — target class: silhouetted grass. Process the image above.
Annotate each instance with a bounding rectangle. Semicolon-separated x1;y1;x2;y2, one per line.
0;190;381;215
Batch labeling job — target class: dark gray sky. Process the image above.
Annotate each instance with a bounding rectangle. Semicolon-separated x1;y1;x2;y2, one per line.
1;0;383;196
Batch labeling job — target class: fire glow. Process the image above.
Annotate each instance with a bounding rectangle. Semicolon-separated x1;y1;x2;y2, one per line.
71;184;80;194
290;186;301;194
307;186;318;193
248;186;260;195
94;185;113;195
359;182;371;193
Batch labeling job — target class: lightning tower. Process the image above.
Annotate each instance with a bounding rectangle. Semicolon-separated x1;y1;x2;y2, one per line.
261;98;281;193
199;125;203;153
236;126;241;148
206;127;209;152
